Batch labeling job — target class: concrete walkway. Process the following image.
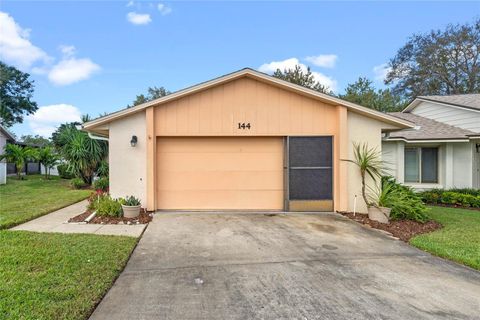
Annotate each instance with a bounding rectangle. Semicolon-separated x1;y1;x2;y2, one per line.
11;200;146;237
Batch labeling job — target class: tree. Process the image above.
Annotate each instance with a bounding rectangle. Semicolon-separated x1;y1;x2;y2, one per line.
0;62;38;127
128;86;170;107
272;65;333;94
386;19;480;100
0;144;35;179
35;146;60;179
339;77;406;112
20;134;51;147
52;122;108;184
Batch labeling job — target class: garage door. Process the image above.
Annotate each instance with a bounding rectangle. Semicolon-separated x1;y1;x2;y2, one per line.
156;137;284;210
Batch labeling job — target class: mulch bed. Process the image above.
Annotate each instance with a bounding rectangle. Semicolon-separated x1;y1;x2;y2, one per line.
68;209;152;225
337;211;442;242
425;203;480;211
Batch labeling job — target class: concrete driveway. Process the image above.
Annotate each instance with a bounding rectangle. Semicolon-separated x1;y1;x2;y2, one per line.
90;212;480;320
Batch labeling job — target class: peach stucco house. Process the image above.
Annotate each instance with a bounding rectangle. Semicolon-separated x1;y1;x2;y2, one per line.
83;68;412;213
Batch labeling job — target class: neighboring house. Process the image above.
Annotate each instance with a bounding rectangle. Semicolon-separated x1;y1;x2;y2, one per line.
383;94;480;190
83;68;412;213
0;124;16;184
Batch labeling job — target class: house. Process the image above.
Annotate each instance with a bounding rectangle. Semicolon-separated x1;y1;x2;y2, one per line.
0;124;16;184
383;94;480;190
83;68;412;213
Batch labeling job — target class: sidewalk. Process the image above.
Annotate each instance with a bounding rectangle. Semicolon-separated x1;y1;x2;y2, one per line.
11;200;146;237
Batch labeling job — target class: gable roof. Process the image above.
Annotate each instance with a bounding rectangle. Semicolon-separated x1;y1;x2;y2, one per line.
404;94;480;113
0;124;15;141
83;68;413;131
386;112;479;142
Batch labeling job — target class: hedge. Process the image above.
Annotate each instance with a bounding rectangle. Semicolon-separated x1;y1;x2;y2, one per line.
419;189;480;208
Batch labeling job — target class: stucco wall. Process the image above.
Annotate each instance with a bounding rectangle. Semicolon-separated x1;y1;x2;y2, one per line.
347;112;387;213
108;111;147;206
0;134;6;184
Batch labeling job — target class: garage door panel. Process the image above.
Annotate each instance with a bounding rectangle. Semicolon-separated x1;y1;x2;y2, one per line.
157;152;283;171
156;137;284;210
157;190;284;210
157;170;283;191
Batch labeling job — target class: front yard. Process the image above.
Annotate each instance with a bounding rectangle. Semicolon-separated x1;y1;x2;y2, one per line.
410;206;480;270
0;175;90;229
0;231;137;319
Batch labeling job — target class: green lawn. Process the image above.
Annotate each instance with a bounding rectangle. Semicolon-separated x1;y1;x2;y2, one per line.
0;231;137;319
410;206;480;270
0;175;91;229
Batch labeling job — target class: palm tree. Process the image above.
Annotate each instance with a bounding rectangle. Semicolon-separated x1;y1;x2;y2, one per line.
342;143;383;208
35;146;60;179
0;144;36;180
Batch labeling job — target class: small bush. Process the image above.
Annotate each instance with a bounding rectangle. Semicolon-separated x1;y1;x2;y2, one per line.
96;196;122;217
375;176;429;223
419;189;480;208
70;178;86;189
87;190;108;211
57;163;74;179
93;177;109;192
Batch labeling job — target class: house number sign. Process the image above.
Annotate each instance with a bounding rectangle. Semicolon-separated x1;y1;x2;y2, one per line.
238;122;251;130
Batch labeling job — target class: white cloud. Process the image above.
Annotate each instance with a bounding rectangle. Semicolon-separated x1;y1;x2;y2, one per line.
373;63;391;82
157;3;172;15
127;12;152;25
126;1;135;7
259;57;338;92
0;11;50;70
305;54;338;68
28;104;81;137
48;58;100;86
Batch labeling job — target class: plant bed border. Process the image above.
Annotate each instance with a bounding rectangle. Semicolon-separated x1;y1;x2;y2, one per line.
337;211;442;242
68;209;152;225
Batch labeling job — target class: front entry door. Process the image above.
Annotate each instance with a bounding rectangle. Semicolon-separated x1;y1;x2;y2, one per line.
288;136;333;211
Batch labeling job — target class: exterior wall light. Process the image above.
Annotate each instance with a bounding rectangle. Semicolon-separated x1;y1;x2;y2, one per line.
130;135;138;147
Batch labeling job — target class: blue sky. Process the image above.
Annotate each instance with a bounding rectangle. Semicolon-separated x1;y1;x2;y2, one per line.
1;1;479;138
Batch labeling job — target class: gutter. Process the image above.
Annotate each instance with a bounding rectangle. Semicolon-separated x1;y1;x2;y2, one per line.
88;132;109;141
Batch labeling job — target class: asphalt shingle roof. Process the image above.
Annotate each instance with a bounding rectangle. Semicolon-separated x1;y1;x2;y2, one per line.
418;94;480;111
387;112;478;141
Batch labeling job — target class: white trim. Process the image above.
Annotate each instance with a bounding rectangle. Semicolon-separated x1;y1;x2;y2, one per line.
385;138;470;143
404;97;480;114
83;68;414;130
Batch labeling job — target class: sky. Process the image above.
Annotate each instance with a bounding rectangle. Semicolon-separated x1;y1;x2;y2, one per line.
1;0;479;138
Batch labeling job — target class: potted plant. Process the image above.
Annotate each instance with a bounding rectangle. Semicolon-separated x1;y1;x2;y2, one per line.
120;195;141;218
343;143;390;223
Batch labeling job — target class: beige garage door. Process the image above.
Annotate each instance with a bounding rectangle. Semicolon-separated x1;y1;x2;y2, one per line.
156;137;284;210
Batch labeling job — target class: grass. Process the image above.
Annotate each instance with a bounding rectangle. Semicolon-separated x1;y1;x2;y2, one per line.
0;175;91;229
410;206;480;270
0;231;137;320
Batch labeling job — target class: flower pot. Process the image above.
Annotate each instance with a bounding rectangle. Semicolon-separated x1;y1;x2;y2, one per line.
122;205;141;218
368;206;391;224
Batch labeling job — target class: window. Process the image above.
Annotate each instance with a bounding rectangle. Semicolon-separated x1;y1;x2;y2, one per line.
404;147;438;183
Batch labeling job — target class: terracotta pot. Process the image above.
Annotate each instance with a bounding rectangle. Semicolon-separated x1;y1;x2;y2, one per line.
368;206;391;224
122;205;141;218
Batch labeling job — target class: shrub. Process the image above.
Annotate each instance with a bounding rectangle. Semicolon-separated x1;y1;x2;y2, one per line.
419;189;480;208
57;163;74;179
374;176;429;223
96;196;122;217
87;190;108;211
93;177;109;192
70;178;86;189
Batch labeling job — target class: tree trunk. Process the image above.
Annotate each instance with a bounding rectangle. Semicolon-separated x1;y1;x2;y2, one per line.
361;171;369;208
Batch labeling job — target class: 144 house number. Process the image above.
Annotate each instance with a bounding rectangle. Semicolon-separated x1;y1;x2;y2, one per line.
238;122;251;130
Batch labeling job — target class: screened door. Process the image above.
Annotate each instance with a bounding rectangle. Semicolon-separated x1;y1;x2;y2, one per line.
287;136;333;211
